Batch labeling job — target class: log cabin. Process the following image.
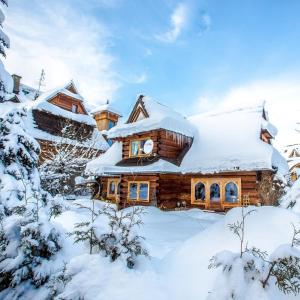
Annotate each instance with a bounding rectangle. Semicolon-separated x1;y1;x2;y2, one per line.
3;75;120;191
86;95;289;211
6;75;111;162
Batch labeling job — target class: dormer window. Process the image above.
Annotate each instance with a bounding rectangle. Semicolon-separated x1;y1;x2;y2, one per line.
72;104;78;113
130;138;150;157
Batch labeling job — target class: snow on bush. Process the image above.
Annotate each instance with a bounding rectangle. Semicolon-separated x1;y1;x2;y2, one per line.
280;178;300;213
208;207;300;299
39;122;99;197
69;202;149;268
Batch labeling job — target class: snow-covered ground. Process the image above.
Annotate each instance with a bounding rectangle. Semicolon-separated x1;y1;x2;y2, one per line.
52;198;300;300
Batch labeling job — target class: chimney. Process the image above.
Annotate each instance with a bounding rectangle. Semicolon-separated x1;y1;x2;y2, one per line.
12;74;22;94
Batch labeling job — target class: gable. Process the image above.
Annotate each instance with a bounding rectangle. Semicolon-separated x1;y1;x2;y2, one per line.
126;95;149;123
49;93;88;115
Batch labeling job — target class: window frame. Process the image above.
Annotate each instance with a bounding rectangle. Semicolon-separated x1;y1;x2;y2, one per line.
224;181;239;204
71;104;78;113
127;181;150;202
191;178;241;209
129;137;152;157
107;178;121;199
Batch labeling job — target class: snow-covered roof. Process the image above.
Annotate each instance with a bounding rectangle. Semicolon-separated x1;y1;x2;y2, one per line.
29;97;96;126
90;103;122;117
86;102;289;180
1;80;109;151
36;84;84;103
181;105;286;176
107;96;196;139
26;109;109;151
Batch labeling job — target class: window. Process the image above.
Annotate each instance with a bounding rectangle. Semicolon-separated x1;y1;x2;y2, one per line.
129;183;138;199
210;183;221;202
107;179;120;198
195;182;206;202
108;181;116;195
71;104;78;113
108;120;116;129
130;138;151;157
225;182;238;203
128;182;149;202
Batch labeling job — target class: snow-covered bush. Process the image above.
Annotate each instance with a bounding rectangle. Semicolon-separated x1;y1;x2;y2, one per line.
98;205;149;269
208;207;300;299
280;178;300;213
0;108;64;297
69;200;103;255
0;0;12;102
70;203;149;269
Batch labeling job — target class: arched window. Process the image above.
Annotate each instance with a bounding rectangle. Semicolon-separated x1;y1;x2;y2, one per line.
195;182;206;202
210;183;220;202
108;181;116;195
225;182;238;203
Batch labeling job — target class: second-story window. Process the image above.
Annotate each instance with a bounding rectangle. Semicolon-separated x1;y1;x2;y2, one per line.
130;139;149;157
72;104;78;113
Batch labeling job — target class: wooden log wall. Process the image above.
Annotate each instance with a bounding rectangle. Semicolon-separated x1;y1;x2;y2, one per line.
33;110;94;141
157;130;192;161
49;94;86;114
119;174;159;207
158;172;260;209
120;131;159;159
118;129;192;161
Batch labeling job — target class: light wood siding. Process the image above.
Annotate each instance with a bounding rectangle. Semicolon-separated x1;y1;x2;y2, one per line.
93;111;119;131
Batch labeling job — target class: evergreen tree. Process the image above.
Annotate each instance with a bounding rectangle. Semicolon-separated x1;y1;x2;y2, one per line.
0;108;63;296
0;0;12;102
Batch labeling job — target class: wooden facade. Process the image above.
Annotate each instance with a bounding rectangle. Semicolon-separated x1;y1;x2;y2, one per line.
95;171;269;211
32;110;94;141
116;129;193;165
91;95;281;212
49;94;87;115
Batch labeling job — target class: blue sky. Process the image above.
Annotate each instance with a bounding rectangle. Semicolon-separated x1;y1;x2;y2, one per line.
4;0;300;147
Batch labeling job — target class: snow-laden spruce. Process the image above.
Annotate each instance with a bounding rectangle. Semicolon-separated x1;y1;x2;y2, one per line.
0;108;64;298
0;0;12;102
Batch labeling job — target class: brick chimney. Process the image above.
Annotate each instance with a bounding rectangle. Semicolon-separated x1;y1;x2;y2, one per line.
12;74;22;94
